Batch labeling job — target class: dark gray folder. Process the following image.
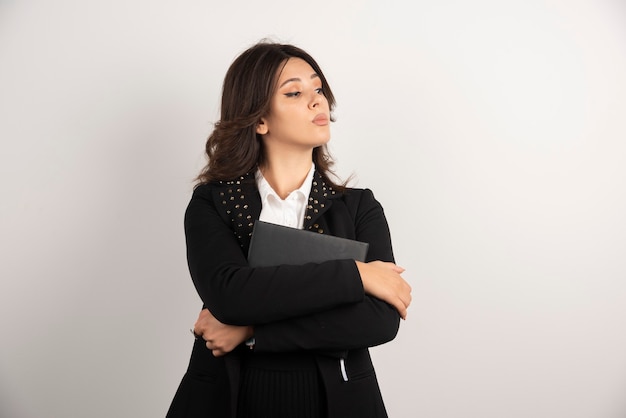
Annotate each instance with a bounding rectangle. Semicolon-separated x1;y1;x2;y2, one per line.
247;220;369;267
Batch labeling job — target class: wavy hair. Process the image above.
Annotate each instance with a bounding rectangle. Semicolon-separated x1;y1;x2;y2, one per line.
196;41;345;190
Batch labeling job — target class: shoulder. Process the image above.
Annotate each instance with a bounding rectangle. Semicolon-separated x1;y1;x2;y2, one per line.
333;187;386;223
338;187;379;208
188;182;221;209
186;181;230;216
185;182;233;229
191;182;214;198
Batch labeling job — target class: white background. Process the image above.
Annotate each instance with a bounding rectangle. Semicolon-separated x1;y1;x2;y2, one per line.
1;1;626;417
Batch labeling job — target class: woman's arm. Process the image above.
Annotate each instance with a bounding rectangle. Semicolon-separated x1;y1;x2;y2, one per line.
253;294;400;352
185;184;366;325
194;292;399;356
193;188;409;353
251;189;408;352
193;308;253;357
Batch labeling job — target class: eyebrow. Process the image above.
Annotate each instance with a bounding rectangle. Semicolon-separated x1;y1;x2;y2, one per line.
279;73;320;88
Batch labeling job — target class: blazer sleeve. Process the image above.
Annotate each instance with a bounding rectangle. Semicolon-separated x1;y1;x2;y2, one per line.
252;189;402;352
185;184;365;325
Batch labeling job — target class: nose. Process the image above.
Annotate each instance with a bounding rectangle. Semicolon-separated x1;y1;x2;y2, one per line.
309;92;321;109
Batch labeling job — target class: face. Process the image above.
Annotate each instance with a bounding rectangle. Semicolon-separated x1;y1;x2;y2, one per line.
256;58;331;151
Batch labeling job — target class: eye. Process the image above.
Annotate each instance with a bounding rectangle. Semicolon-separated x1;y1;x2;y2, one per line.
315;87;325;95
284;91;301;97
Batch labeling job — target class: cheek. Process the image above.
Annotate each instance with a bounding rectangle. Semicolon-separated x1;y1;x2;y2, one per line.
269;103;291;122
321;96;330;110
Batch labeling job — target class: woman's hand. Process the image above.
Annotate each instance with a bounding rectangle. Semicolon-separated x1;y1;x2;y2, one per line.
355;261;412;319
193;309;254;357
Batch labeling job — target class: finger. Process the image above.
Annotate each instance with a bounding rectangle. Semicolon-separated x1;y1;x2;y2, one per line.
400;289;412;308
391;298;407;320
391;265;405;274
398;306;407;320
195;315;205;327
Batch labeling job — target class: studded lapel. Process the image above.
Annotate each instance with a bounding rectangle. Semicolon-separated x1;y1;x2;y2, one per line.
212;171;341;253
302;171;340;233
212;173;261;252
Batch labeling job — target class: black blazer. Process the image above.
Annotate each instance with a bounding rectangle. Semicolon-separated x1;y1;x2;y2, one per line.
167;171;400;418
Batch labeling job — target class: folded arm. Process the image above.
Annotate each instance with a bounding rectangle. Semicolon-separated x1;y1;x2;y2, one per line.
191;187;410;354
185;185;366;325
254;188;408;352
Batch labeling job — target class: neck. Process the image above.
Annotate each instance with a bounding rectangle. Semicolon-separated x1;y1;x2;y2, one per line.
260;150;313;200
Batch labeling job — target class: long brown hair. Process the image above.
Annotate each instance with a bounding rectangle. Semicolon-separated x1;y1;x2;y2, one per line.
196;41;345;190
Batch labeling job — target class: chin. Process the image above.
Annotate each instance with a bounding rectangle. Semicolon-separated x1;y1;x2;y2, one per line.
316;135;331;147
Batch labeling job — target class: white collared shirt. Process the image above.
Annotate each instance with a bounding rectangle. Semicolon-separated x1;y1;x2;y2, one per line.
256;164;315;229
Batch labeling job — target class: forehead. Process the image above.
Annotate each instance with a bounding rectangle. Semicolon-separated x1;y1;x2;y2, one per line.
276;57;318;84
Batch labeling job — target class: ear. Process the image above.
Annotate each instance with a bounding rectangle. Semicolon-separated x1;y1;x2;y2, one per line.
256;118;268;135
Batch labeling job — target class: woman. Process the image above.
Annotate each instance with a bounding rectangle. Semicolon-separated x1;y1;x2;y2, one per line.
167;41;412;418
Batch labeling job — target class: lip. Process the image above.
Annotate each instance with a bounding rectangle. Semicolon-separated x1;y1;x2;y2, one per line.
312;114;329;126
